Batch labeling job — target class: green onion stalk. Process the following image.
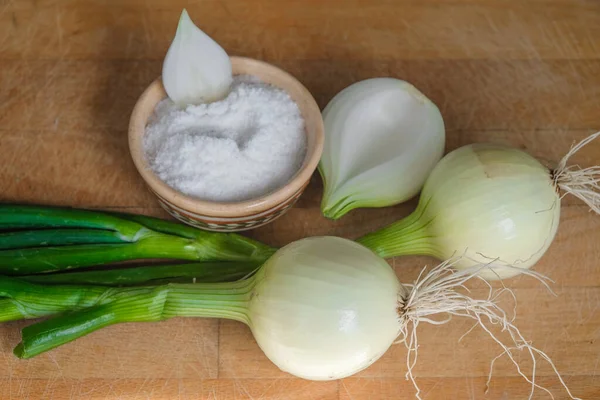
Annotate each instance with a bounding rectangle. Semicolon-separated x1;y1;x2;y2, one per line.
0;204;275;276
18;261;259;286
4;276;257;358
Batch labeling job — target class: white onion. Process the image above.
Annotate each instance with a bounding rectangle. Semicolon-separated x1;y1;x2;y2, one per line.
245;237;576;399
249;236;403;380
319;78;445;219
15;237;578;398
359;134;600;280
162;9;232;105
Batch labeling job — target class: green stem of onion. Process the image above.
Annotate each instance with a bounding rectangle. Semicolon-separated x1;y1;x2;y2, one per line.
356;207;439;258
0;233;273;275
0;277;111;322
0;204;217;242
0;301;27;322
0;234;186;275
0;204;144;236
116;212;211;240
0;204;276;275
19;261;259;286
14;279;255;358
0;229;127;250
0;264;257;322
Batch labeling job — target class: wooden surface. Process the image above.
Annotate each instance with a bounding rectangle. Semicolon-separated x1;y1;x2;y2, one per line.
1;0;600;399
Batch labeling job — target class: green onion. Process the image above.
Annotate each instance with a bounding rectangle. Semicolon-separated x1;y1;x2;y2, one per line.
14;279;254;358
0;276;110;322
0;204;143;234
0;229;125;250
116;212;212;239
0;261;258;322
0;204;275;275
0;301;27;322
19;261;259;286
10;237;578;400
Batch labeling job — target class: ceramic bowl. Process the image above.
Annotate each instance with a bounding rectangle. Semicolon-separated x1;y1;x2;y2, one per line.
128;57;324;232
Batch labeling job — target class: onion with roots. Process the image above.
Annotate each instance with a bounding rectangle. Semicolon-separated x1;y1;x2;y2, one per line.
359;132;600;280
11;237;579;399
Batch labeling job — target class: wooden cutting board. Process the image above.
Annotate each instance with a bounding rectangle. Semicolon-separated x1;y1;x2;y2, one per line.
1;1;599;399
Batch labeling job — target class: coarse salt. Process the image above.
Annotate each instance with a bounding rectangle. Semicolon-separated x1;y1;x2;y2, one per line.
144;75;307;202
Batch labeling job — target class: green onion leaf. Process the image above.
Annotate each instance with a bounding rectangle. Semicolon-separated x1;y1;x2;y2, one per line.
14;279;254;358
20;261;259;286
0;204;276;275
0;276;108;322
0;204;144;237
0;229;128;250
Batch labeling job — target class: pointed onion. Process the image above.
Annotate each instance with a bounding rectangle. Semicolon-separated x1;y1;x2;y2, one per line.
162;9;232;105
319;78;445;219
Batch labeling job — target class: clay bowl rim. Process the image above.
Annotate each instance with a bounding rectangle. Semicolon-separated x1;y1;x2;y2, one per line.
128;56;324;218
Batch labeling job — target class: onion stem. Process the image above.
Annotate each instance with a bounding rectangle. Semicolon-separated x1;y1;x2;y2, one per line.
0;264;258;322
0;301;27;322
0;234;193;275
0;204;143;235
19;261;259;286
0;229;127;250
0;204;276;275
117;212;216;240
357;207;439;258
0;277;111;322
13;278;256;358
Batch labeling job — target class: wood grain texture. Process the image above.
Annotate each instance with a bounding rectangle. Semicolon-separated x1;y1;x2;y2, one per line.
0;0;599;399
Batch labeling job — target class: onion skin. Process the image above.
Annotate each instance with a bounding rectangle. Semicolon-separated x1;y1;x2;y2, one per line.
248;237;403;380
359;143;561;280
425;144;560;279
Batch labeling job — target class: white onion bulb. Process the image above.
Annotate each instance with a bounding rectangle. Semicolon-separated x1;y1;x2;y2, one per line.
319;78;445;219
249;236;403;380
415;144;560;280
359;135;600;280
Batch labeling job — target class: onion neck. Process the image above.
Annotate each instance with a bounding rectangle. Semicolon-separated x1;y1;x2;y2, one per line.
321;182;373;220
321;190;353;220
164;278;255;324
13;277;257;359
357;208;438;259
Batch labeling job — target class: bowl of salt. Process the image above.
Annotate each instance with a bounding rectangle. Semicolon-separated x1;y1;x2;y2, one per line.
128;56;324;232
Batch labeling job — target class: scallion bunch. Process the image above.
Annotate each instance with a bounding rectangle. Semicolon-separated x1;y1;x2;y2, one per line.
0;204;275;276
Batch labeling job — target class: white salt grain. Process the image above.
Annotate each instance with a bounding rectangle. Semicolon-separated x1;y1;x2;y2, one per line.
144;75;307;202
